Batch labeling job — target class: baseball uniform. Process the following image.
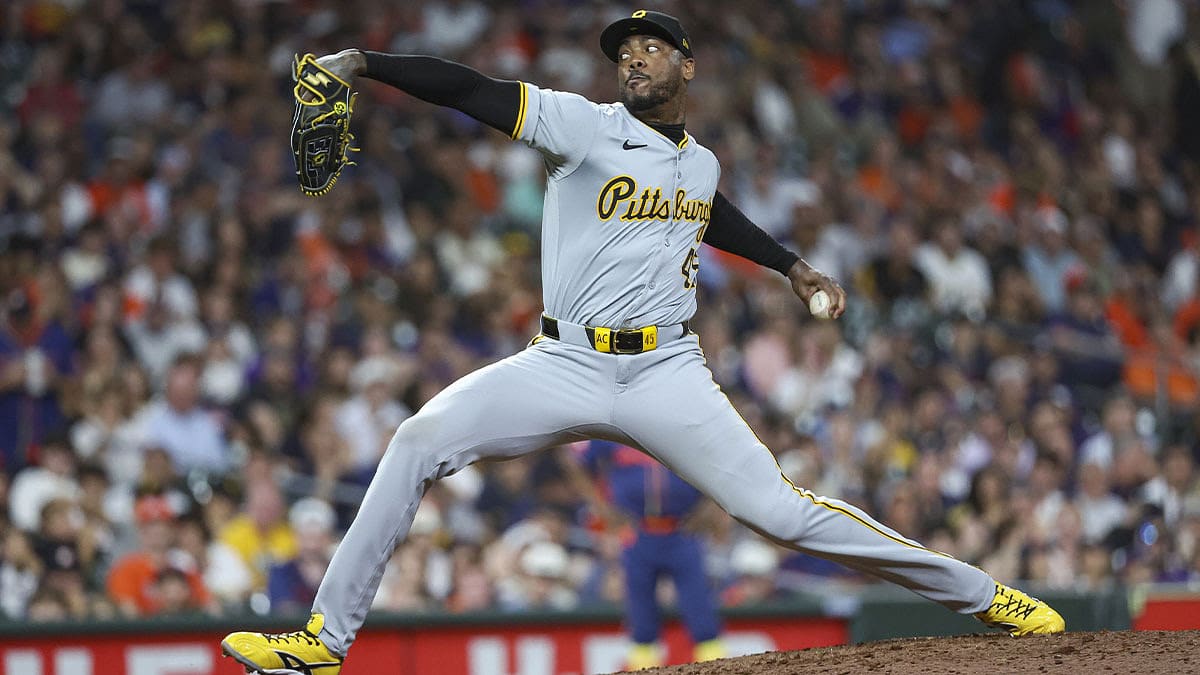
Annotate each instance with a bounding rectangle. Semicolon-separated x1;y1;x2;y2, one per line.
221;15;1064;674
309;79;995;655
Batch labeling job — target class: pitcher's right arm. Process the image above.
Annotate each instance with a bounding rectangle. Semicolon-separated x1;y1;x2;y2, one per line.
315;49;597;172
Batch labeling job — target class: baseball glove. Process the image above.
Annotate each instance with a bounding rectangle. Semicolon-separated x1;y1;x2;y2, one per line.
291;53;358;196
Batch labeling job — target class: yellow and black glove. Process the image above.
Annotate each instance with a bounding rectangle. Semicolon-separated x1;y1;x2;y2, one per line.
290;53;358;196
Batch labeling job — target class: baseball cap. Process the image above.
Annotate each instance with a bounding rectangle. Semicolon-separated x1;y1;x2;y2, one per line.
289;497;335;534
600;9;693;63
519;541;569;579
730;539;779;577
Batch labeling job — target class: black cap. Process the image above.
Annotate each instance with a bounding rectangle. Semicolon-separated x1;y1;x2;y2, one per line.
600;10;693;63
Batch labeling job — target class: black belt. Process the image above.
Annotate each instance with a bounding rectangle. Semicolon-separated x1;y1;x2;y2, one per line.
540;315;691;354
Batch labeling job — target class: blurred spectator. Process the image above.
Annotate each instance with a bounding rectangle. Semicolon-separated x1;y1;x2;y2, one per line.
914;216;992;318
173;514;252;607
475;458;538;532
855;216;929;311
124;238;198;323
8;435;78;532
0;287;74;471
736;165;816;239
1029;453;1069;536
496;541;578;612
125;299;206;390
152;567;206;616
1142;446;1198;527
0;528;41;618
337;356;411;477
445;543;496;613
720;540;782;606
71;378;143;490
435;201;505;297
1080;392;1145;468
92;53;171;131
17;46;83;131
139;354;229;474
1023;208;1081;314
106;495;211;617
219;482;297;592
770;324;863;426
1047;275;1124;399
268;498;337;615
1075;461;1130;544
25;587;71;622
244;330;307;439
33;540;88;619
419;0;491;56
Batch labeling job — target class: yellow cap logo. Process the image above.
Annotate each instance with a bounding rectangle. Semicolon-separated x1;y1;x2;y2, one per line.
632;9;647;18
682;38;689;50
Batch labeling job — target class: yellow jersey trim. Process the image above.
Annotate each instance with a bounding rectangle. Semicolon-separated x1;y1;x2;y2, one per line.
511;82;529;140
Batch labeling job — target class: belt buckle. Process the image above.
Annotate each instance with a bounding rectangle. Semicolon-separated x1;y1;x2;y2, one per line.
613;326;657;354
592;325;659;354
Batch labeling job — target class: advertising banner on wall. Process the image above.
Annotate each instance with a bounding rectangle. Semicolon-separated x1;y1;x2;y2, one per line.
0;615;849;675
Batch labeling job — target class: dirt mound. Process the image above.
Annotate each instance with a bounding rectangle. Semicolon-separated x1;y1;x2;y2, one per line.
635;630;1200;675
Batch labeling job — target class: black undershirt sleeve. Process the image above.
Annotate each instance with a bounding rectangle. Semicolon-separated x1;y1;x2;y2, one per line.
360;58;796;275
362;51;522;137
703;190;800;276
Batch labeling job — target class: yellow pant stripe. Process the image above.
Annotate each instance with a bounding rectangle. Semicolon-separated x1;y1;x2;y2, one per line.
776;468;952;559
716;363;950;561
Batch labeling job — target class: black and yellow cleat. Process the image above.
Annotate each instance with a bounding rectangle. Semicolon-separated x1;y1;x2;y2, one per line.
975;583;1066;636
221;613;343;674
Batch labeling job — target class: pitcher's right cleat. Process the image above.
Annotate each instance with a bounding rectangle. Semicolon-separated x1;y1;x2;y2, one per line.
221;613;343;674
975;583;1066;636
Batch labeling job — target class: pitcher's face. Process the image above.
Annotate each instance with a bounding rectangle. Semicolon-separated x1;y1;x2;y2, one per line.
616;35;693;112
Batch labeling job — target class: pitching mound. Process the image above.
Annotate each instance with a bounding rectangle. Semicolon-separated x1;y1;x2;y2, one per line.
636;630;1200;674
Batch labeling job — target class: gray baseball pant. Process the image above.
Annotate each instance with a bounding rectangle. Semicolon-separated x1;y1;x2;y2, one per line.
313;327;994;655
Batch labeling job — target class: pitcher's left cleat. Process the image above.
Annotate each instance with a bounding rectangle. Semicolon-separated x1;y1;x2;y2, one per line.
975;583;1066;636
221;613;343;674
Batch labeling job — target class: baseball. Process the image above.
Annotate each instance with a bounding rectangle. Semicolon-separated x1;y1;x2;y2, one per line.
808;290;832;319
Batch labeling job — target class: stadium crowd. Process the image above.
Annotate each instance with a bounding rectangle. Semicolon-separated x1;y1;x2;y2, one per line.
2;0;1200;622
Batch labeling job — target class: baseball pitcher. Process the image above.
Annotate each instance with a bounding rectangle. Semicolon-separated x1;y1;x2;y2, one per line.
224;10;1064;674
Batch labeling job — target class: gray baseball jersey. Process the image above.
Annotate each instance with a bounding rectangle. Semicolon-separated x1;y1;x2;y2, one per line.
312;83;996;656
513;84;718;328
